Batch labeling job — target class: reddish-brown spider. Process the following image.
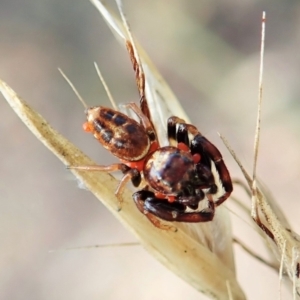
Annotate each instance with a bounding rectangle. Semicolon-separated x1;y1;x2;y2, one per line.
132;116;233;224
69;97;232;228
65;24;232;229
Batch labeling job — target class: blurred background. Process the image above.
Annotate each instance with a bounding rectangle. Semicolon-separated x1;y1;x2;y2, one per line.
1;0;300;299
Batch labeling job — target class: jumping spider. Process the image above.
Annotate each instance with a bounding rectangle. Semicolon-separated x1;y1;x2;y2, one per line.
66;32;232;229
69;100;232;229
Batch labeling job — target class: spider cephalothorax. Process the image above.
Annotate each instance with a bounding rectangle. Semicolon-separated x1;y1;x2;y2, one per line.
132;116;233;224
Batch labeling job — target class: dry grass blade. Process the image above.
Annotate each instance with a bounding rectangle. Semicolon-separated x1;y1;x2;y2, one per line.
0;78;245;299
89;0;242;297
221;102;300;298
227;137;300;299
221;12;300;297
89;0;189;146
221;133;300;297
251;13;300;297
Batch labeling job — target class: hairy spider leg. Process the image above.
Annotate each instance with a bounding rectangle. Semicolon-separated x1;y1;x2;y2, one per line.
167;116;233;207
133;189;215;223
68;163;141;210
123;102;156;141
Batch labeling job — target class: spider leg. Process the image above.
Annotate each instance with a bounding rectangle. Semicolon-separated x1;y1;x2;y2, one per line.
133;190;215;223
191;134;233;206
123;102;156;141
167;116;188;146
68;163;141;209
132;190;177;230
125;41;151;123
168;116;233;206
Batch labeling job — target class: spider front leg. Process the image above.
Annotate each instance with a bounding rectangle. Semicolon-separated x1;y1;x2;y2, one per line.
133;190;215;223
167;116;233;206
68;163;141;210
191;134;233;206
167;116;189;147
132;190;177;230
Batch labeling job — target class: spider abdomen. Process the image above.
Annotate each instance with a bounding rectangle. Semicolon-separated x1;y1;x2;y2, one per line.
85;106;150;161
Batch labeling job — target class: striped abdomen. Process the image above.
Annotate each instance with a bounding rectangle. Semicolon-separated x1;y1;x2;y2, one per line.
84;106;150;161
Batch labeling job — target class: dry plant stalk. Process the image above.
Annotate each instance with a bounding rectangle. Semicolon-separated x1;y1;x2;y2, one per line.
221;12;300;299
0;0;246;299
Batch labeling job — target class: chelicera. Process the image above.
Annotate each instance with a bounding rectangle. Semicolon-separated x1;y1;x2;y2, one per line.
64;31;232;229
